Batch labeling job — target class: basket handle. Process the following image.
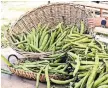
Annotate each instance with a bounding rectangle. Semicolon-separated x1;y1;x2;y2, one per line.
8;54;20;64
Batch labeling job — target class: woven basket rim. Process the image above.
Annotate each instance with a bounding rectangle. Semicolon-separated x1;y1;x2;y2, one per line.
9;2;91;31
9;66;63;76
8;66;69;81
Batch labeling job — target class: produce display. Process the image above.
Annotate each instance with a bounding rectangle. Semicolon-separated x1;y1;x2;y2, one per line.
2;21;108;88
10;21;88;53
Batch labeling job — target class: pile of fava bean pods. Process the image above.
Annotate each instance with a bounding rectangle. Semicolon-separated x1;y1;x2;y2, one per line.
10;21;88;53
8;22;108;88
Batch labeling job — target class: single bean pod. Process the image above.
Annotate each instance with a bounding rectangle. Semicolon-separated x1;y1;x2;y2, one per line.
45;65;50;88
86;54;99;87
73;55;80;76
80;21;85;34
50;78;74;84
36;67;45;88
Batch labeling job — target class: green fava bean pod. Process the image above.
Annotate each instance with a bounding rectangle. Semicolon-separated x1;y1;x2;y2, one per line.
50;78;74;84
87;54;99;88
36;67;45;88
73;55;80;76
45;65;50;88
80;20;85;34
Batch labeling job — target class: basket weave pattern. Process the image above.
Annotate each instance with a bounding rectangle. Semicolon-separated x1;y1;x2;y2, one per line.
9;67;68;82
7;3;93;58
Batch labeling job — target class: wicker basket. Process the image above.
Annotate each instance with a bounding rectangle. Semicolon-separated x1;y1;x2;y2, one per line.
8;54;69;82
6;3;93;59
